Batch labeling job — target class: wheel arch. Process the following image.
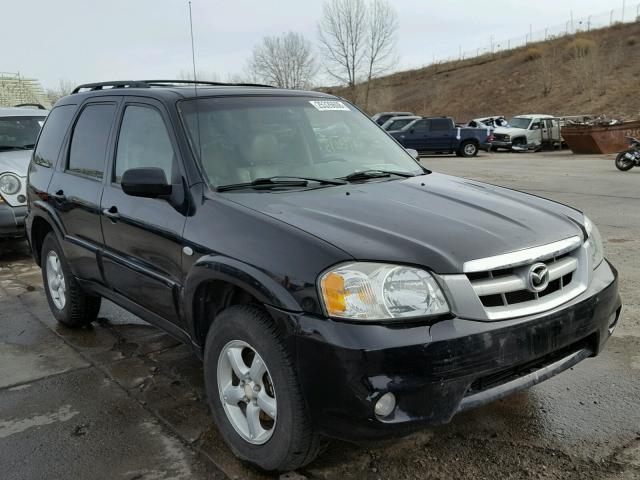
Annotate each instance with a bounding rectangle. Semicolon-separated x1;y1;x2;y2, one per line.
185;255;301;348
28;205;65;266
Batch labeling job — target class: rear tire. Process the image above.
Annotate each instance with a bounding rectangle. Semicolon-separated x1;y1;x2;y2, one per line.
615;151;635;171
459;141;478;157
204;305;323;472
41;232;101;328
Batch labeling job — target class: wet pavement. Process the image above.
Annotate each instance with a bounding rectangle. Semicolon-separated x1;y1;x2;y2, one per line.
1;151;639;479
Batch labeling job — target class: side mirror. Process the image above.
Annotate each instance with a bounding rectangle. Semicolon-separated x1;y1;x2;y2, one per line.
409;128;415;134
406;148;419;160
121;167;172;198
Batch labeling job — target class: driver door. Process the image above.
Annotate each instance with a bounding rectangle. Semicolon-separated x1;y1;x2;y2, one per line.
100;98;188;325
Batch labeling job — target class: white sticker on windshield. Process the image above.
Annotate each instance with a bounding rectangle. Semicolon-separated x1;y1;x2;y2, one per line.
309;100;350;111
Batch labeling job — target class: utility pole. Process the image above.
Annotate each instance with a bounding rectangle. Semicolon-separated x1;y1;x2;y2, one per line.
622;0;626;22
610;9;615;25
570;10;574;32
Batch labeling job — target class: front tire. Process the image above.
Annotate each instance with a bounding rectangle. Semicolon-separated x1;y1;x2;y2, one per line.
204;305;322;471
615;151;635;171
459;141;478;157
41;232;101;328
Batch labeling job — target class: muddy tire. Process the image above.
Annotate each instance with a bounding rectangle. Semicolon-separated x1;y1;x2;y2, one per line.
41;232;101;328
615;151;635;171
203;305;323;472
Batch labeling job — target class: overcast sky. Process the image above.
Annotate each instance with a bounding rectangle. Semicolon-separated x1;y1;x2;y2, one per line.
2;0;628;89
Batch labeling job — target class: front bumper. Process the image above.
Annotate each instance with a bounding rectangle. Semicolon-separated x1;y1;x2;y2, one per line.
0;203;27;237
287;260;620;442
491;140;512;149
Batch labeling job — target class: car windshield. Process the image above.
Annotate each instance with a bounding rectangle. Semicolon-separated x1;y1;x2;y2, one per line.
506;117;531;129
0;116;45;150
178;96;423;189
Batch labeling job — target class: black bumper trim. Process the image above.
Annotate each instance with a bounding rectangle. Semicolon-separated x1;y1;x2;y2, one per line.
457;347;592;413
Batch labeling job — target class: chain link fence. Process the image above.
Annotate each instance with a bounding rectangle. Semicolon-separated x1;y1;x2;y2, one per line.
430;4;640;65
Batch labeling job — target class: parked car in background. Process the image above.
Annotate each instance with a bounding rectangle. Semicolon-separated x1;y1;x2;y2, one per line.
492;114;561;151
371;111;414;126
467;116;507;130
0;104;48;238
389;116;492;157
380;115;421;131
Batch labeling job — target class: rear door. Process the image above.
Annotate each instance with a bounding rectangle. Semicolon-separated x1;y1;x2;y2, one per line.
100;98;188;325
47;99;119;283
425;118;454;150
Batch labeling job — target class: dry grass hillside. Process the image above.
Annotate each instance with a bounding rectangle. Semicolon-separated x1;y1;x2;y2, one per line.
324;21;640;121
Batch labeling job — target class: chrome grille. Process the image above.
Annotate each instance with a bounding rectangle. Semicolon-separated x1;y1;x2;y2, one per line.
461;236;587;320
493;133;509;142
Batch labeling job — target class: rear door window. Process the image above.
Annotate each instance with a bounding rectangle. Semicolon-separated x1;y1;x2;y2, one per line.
68;103;116;179
428;119;451;131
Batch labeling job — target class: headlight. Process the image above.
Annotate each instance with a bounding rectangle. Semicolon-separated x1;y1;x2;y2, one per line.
584;215;603;269
319;262;449;320
504;135;510;140
0;173;21;195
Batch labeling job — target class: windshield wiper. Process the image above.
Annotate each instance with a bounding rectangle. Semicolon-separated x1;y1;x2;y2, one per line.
342;169;417;182
216;176;347;192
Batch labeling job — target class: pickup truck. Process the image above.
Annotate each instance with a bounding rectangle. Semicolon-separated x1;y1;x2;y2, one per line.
492;114;561;151
388;116;492;157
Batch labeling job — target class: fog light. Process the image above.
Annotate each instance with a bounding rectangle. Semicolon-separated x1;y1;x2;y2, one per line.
374;392;396;417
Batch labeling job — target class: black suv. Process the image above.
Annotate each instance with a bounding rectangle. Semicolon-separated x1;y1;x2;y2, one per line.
26;80;621;472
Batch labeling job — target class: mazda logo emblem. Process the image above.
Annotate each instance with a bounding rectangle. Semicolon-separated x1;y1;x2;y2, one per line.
527;263;549;292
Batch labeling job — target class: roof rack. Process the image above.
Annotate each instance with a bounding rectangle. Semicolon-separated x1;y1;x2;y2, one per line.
13;103;47;110
71;79;275;94
143;79;275;88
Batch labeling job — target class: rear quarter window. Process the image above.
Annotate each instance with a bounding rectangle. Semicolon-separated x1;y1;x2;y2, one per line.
33;105;76;168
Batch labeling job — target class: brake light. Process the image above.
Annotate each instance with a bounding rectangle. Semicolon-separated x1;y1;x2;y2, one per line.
488;133;494;142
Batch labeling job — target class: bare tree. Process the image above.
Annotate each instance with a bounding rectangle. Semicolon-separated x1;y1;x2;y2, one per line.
249;32;316;89
363;0;398;109
318;0;368;99
318;0;398;106
45;79;75;106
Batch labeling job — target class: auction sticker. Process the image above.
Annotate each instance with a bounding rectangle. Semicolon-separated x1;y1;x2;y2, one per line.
309;100;350;111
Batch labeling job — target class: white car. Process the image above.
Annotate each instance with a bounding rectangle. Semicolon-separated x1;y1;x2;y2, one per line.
467;116;507;130
492;114;561;151
0;105;48;237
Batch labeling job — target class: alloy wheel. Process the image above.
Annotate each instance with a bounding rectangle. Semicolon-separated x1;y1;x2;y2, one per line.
46;250;66;310
464;143;477;156
217;340;277;444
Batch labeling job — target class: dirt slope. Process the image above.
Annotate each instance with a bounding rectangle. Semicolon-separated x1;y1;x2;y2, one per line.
325;21;640;122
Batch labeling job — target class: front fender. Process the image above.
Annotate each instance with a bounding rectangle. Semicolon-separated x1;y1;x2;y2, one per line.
183;254;302;323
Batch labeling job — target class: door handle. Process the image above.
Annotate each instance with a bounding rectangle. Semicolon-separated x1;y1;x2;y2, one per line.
102;205;120;222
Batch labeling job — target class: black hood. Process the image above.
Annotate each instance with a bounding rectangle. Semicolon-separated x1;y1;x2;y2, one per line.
223;173;584;273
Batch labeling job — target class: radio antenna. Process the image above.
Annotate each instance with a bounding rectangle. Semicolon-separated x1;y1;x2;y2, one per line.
188;0;202;160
